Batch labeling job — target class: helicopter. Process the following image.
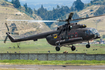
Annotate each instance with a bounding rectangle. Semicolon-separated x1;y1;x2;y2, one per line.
4;12;104;51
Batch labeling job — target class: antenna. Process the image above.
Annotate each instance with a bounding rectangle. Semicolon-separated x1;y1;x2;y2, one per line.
95;19;101;30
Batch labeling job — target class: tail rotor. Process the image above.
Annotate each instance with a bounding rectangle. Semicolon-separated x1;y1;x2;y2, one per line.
5;23;9;32
4;23;10;43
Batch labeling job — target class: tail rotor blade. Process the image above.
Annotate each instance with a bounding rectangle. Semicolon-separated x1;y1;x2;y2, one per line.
5;23;9;31
4;36;8;43
4;23;10;43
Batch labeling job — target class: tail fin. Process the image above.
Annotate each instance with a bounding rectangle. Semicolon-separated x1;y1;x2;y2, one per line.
6;32;15;42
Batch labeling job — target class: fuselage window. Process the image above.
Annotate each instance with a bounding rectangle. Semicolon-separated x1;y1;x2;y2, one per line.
75;35;78;37
71;35;74;38
61;36;63;40
63;35;65;38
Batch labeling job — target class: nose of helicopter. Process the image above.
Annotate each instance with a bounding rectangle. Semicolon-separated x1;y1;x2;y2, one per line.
94;33;100;39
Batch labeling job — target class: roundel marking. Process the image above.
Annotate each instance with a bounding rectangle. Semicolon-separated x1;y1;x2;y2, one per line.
54;34;58;39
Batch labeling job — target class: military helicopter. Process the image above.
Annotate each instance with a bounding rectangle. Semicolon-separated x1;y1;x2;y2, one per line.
4;12;104;51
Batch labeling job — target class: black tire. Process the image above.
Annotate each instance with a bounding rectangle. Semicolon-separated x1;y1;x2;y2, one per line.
86;44;90;48
71;46;76;51
55;47;60;51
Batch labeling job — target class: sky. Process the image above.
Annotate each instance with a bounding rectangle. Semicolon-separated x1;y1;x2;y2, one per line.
8;0;91;10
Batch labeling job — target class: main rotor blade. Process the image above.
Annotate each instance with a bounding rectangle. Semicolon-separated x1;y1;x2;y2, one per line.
5;23;9;31
4;36;8;43
7;20;59;23
71;14;105;21
29;20;58;22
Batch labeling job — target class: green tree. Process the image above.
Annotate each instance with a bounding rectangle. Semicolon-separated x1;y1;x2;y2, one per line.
37;5;47;19
24;3;28;11
35;5;71;27
11;0;21;8
23;3;33;15
57;5;60;9
11;0;14;3
86;14;89;18
72;13;80;19
72;0;84;11
27;7;33;15
5;0;8;1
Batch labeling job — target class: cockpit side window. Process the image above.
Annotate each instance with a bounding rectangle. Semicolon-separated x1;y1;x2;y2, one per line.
91;28;98;33
85;30;93;35
89;30;93;35
85;30;89;35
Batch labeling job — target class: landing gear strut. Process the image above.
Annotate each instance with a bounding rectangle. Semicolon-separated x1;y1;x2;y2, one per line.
71;45;76;51
86;41;90;48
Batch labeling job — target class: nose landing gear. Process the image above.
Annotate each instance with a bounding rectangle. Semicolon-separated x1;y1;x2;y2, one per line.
86;41;90;48
86;44;90;48
71;45;76;51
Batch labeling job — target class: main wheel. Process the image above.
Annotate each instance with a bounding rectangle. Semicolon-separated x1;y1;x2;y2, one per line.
71;46;76;51
86;44;90;48
55;46;60;51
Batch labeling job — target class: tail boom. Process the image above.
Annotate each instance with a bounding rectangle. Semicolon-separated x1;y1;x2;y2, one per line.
6;32;32;42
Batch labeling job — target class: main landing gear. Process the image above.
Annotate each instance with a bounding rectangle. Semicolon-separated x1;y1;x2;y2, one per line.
55;45;76;51
86;41;90;48
55;41;90;51
55;43;61;51
71;45;76;51
55;46;60;51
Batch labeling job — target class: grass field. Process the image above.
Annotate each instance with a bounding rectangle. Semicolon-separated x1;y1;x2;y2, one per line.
0;39;105;54
0;60;105;65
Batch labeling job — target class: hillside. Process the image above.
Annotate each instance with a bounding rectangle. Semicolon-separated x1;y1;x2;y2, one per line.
0;0;51;40
77;5;100;17
76;5;105;36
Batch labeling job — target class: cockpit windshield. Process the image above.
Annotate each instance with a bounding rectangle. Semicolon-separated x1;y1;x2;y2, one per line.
91;28;98;34
85;30;93;35
85;28;98;35
85;28;100;38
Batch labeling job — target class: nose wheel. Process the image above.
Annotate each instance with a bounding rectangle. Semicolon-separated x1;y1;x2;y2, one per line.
86;41;90;48
71;46;76;51
86;44;90;48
